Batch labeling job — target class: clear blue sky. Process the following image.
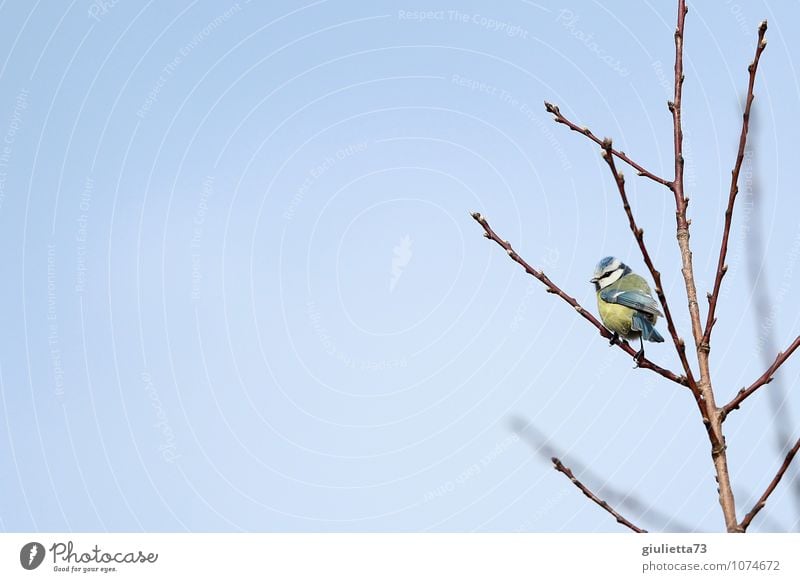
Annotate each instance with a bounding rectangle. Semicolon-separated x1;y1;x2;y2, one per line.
0;0;798;532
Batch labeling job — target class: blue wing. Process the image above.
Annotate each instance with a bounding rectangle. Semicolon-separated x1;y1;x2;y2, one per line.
631;312;665;343
599;288;663;317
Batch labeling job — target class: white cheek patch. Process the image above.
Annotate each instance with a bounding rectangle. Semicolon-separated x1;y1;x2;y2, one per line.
599;268;624;288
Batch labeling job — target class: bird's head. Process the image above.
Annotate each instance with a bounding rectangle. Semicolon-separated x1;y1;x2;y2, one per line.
590;256;631;290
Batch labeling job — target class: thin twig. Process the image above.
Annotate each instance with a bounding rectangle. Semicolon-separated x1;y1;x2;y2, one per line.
551;457;647;533
471;212;688;387
702;20;768;349
512;418;697;531
543;102;671;187
721;334;800;419
600;140;696;390
600;142;713;431
670;0;695;338
740;436;800;531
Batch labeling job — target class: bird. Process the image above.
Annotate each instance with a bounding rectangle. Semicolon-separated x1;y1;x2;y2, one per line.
590;256;664;363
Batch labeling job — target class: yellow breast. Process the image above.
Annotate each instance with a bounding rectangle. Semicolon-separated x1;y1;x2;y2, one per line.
597;294;636;338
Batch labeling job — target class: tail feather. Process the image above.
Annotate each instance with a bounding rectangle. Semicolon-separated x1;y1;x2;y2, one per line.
632;313;665;343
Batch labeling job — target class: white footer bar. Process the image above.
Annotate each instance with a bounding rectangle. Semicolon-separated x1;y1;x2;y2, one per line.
1;533;798;581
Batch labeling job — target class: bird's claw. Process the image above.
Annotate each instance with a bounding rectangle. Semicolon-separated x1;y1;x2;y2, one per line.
633;348;645;368
608;332;620;346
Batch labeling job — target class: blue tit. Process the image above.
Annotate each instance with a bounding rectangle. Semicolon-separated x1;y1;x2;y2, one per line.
590;256;664;362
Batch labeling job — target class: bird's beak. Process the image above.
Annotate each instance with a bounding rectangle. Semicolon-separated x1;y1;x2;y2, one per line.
589;277;598;283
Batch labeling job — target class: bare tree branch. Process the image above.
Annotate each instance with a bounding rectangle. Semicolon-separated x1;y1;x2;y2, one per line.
669;0;741;532
740;436;800;531
512;418;697;532
669;0;697;347
721;335;800;419
703;20;769;348
600;140;697;390
598;141;717;432
551;457;647;533
471;212;688;387
543;101;671;187
476;2;784;533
